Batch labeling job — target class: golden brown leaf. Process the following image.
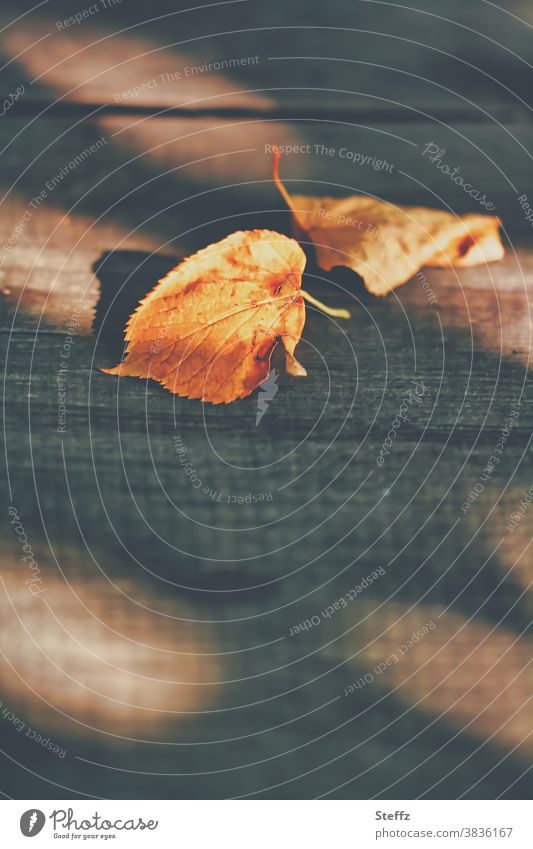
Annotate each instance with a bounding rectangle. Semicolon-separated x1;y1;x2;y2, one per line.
102;230;308;404
273;148;504;296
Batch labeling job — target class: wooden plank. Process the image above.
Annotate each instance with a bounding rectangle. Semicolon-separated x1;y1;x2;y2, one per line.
1;114;532;348
1;105;533;799
1;0;532;114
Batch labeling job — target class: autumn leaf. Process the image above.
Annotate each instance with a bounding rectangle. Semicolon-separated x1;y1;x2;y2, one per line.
273;148;504;296
102;230;314;404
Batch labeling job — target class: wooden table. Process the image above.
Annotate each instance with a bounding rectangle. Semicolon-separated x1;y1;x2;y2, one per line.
0;0;532;799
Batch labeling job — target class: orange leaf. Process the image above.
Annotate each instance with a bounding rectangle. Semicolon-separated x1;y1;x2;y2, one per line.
273;148;504;296
101;230;307;404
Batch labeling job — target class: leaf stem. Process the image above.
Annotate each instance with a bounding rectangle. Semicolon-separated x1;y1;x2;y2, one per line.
272;146;351;320
272;145;296;212
301;290;351;319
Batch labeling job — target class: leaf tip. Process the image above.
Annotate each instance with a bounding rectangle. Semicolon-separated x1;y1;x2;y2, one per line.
272;144;295;213
285;351;307;378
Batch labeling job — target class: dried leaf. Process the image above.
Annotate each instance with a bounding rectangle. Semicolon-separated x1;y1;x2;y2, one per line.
273;148;504;296
102;230;308;404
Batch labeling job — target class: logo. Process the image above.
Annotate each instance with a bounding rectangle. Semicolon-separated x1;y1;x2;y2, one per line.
256;369;279;425
20;810;46;837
